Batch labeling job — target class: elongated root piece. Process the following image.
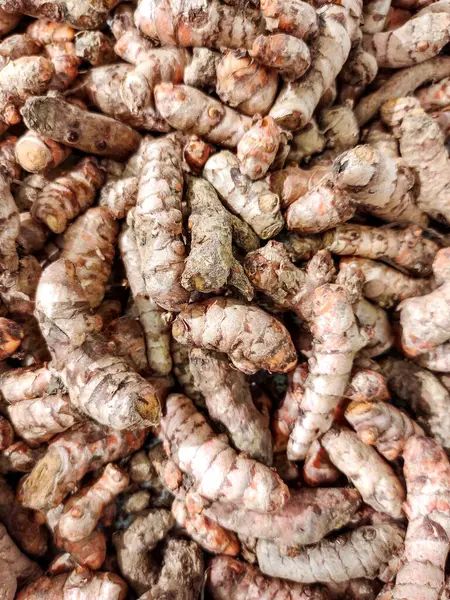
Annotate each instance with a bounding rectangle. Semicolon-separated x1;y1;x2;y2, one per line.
0;364;60;404
15;130;71;173
322;427;405;517
250;34;311;82
0;416;14;451
161;393;289;512
389;436;450;600
268;163;332;210
237;116;280;180
0;522;41;587
172;297;297;374
257;522;405;584
208;556;330;600
272;363;308;452
58;463;129;543
105;316;149;375
170;338;203;404
303;439;341;487
18;422;145;512
203;150;284;238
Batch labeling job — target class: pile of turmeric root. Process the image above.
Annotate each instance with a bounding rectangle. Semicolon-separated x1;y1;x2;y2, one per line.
0;0;450;599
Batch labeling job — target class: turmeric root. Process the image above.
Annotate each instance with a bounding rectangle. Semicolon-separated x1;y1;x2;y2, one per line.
172;297;297;374
345;369;390;402
183;135;214;173
322;427;405;517
380;357;450;451
272;363;308;452
75;31;116;66
215;50;278;117
0;7;20;37
416;76;450;111
203;151;284;239
161;393;289;512
257;522;404;584
287;119;326;163
416;343;450;371
19;422;145;511
389;436;450;600
43;41;80;91
0;522;41;586
189;348;273;464
250;34;311;82
0;33;41;59
0;316;23;359
208;556;330;600
260;0;318;40
345;401;424;460
237;116;280;180
134;135;189;312
21;94;141;159
15;130;71;173
58;463;129;543
182;176;257;299
0;559;16;600
105;316;149;375
119;218;172;376
0;440;44;473
0;416;13;451
268;163;332;210
0;364;60;404
325;224;438;276
303;439;341;487
31;157;104;233
155;84;252;148
287;284;369;460
170;338;204;404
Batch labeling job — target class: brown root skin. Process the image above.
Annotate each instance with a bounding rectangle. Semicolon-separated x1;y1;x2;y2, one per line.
15;130;71;174
268;163;332;210
0;317;23;359
0;34;41;60
170;337;204;405
250;34;311;82
18;422;145;512
105;316;149;375
0;175;20;289
183;136;214;173
0;364;61;404
21;94;141;159
261;0;318;40
416;76;450;112
184;47;219;92
0;8;21;37
161;393;289;512
272;363;308;453
0;558;16;600
172;297;297;374
0;441;44;474
182;176;256;299
204;150;284;239
189;348;273;464
303;439;341;487
208;556;330;600
215;50;278;117
322;427;405;518
237;116;280;180
155;83;252;149
345;369;389;403
0;522;42;587
0;416;14;451
287;119;326;163
75;31;116;66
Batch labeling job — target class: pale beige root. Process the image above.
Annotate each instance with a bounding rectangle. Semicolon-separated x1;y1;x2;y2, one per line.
134;136;189;312
205;487;361;550
0;441;44;473
0;364;60;404
105;316;148;375
287;119;326;163
268;163;332;211
339;257;433;309
250;34;310;82
318;105;360;151
60;207;118;308
19;422;145;512
0;559;16;600
161;393;289;511
123;489;151;514
0;33;41;59
0;56;54;128
0;416;13;451
182;176;257;299
30;157;104;234
353;299;393;357
325;224;438;276
170;338;204;404
21;94;141;159
287;285;369;460
332;145;427;225
367;12;450;69
260;0;318;40
380;357;450;451
244;242;335;321
155;83;251;148
237;116;280;180
303;439;341;486
172;297;297;374
171;495;240;556
417;343;450;371
43;41;80;92
0;475;48;557
108;3;135;40
0;8;20;36
15;130;71;174
257;522;404;584
17;569;127;600
362;0;391;33
325;579;382;600
340;47;378;100
113;509;174;594
0;174;20;289
416;77;450;111
277;232;325;262
0;317;23;359
203;151;284;239
135;0;264;50
183;135;214;173
285;178;355;234
0;0;122;30
14;172;47;212
75;31;115;66
355;56;450;126
25;19;74;44
0;522;41;586
271;363;308;452
58;463;129;543
137;538;204;600
388;436;450;600
148;443;186;501
119;219;171;376
5;392;78;446
184;47;219;92
382;97;450;224
269;1;362;130
345;401;424;460
322;427;405;517
345;369;389;403
189;348;273;464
